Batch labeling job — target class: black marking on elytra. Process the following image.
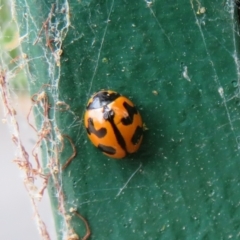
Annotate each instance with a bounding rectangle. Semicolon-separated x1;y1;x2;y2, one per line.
121;102;138;125
107;112;127;155
98;144;116;155
103;106;114;120
87;91;120;110
131;126;143;145
86;117;107;138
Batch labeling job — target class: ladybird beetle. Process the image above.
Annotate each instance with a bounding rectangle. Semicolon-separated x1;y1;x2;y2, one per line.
84;90;143;159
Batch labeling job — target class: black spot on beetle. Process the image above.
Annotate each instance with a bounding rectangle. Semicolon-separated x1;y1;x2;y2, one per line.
86;118;107;138
131;126;143;145
107;114;127;154
98;144;116;155
103;107;114;120
121;102;138;125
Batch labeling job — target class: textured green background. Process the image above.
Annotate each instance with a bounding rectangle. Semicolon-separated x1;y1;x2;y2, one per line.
16;0;240;239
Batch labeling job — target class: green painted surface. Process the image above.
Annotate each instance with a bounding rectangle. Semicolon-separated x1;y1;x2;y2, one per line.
16;0;240;239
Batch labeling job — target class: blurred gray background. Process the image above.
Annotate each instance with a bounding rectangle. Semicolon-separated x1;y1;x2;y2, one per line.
0;96;56;240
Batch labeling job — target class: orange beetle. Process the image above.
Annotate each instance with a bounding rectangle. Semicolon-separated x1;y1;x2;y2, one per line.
84;90;143;159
